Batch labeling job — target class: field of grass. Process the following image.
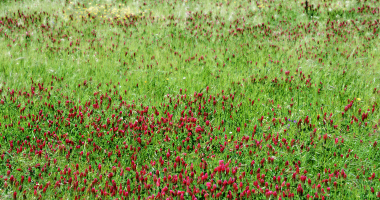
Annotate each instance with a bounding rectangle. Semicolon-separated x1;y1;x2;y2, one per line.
0;0;380;199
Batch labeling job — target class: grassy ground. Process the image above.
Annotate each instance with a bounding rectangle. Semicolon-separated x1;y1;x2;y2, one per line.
0;0;380;199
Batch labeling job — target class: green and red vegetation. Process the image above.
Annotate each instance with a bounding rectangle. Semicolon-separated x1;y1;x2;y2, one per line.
0;0;380;199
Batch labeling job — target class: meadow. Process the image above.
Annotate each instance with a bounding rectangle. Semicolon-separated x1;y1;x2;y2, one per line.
0;0;380;199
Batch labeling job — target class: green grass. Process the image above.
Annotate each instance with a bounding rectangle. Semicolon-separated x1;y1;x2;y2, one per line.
0;0;380;199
